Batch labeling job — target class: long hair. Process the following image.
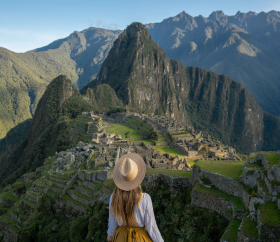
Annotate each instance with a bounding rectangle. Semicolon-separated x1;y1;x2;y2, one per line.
110;185;142;227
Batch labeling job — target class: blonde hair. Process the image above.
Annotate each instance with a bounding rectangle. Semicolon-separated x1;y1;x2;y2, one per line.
110;185;142;227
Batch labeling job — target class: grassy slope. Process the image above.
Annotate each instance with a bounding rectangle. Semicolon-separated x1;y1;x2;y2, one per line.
194;160;245;180
0;47;78;140
259;201;280;225
104;122;186;157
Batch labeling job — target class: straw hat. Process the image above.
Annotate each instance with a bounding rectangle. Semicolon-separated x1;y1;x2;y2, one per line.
113;153;146;191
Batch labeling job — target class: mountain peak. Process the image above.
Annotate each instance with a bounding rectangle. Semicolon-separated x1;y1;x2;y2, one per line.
208;10;228;21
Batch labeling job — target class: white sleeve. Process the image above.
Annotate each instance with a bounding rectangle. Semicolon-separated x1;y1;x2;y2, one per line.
144;194;164;242
107;195;119;237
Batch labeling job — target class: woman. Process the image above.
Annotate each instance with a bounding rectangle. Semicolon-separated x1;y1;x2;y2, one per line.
107;153;164;242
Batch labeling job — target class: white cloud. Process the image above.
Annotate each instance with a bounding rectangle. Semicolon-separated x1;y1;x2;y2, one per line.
87;20;122;30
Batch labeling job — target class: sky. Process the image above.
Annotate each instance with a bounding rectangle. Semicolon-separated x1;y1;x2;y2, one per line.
1;0;280;53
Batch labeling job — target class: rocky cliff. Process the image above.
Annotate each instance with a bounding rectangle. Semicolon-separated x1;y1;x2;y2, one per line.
81;22;280;153
146;11;280;117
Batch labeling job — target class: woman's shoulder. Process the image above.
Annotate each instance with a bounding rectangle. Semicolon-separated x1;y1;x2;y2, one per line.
142;192;152;201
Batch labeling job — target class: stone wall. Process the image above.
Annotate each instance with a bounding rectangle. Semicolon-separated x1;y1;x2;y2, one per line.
138;126;149;133
77;170;113;183
2;228;18;242
173;144;189;156
191;189;245;220
67;190;90;205
102;117;116;123
192;165;247;201
137;130;147;136
154;141;168;146
62;174;78;195
259;224;280;242
123;121;138;130
74;184;94;198
0;198;16;207
63;196;86;214
143;173;192;189
114;146;120;163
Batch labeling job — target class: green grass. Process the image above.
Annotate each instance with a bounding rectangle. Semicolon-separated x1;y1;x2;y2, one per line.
134;140;154;145
258;179;269;194
260;151;279;167
127;118;141;124
47;190;59;195
157;133;165;137
152;146;186;158
51;184;63;190
196;136;202;140
240;217;258;239
0;213;16;224
103;179;115;191
221;219;242;242
8;208;18;216
104;123;144;140
146;168;192;177
69;188;90;201
248;153;255;161
10;225;20;233
193;184;246;210
0;191;20;201
63;194;86;208
22;172;36;179
249;151;280;167
79;185;95;194
259;201;280;225
194;160;245;180
12;180;25;189
154;139;168;143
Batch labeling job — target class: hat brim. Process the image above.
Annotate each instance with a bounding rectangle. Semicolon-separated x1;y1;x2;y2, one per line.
113;153;146;191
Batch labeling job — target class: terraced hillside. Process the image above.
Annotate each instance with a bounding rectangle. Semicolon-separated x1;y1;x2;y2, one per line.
0;143;279;241
104;118;186;158
67;115;102;144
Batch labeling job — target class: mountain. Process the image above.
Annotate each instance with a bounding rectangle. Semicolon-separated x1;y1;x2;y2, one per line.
0;28;121;140
82;22;280;153
146;11;280;117
0;75;123;186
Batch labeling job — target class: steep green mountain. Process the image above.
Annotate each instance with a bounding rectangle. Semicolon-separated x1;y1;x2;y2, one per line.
82;22;280;153
0;28;120;140
0;75;123;186
146;11;280;116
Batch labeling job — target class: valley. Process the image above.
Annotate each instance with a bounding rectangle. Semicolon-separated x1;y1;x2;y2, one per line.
0;8;280;242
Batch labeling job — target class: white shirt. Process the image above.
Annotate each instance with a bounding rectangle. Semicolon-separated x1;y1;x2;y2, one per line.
107;193;164;242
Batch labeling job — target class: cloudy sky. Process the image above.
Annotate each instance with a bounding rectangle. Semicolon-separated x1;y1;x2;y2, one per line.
1;0;279;52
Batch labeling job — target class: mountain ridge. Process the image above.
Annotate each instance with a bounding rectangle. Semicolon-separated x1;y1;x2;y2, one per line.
82;22;280;153
146;10;280;116
0;27;121;140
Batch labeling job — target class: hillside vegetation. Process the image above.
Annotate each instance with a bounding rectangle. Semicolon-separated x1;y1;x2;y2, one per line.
0;28;120;140
0;75;123;186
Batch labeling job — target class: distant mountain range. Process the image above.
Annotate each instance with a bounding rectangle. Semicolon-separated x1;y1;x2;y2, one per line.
1;10;280;151
146;10;280;117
